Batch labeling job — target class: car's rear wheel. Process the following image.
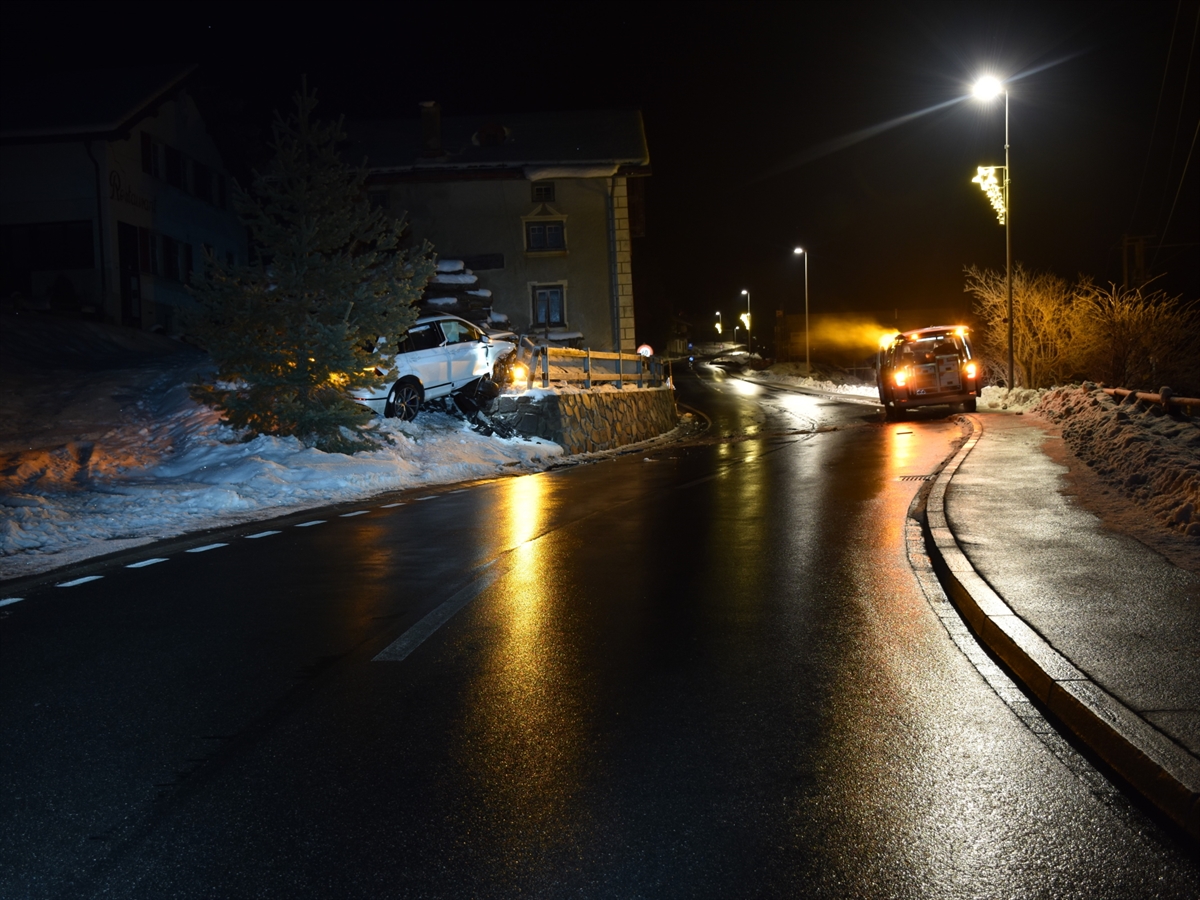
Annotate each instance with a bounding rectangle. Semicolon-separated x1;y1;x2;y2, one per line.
385;378;423;420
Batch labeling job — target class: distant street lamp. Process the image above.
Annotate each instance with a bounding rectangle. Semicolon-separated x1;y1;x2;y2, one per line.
973;75;1013;390
740;289;751;353
715;310;723;336
792;247;809;371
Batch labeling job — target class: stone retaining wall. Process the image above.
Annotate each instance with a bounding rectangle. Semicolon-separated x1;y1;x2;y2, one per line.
494;387;677;453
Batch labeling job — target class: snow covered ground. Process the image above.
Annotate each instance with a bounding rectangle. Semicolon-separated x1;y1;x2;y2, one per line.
2;314;1195;581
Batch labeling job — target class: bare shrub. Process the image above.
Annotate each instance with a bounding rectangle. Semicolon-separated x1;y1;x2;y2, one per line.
1073;281;1200;393
964;264;1081;389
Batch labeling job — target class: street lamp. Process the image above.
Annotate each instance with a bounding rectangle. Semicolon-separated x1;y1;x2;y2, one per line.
715;310;723;336
739;290;751;353
973;75;1013;390
793;248;809;372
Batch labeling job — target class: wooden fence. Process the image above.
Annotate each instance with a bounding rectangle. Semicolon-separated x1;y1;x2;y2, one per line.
1101;386;1199;416
524;345;668;390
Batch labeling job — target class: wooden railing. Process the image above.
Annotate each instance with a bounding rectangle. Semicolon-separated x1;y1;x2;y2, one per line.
1101;386;1199;416
524;345;668;390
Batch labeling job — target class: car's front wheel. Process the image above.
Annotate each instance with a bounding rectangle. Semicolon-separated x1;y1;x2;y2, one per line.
385;378;423;420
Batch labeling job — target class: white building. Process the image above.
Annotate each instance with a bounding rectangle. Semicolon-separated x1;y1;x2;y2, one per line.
0;65;245;332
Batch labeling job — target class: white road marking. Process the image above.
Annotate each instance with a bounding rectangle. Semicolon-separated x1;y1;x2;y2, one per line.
295;520;326;527
414;496;436;501
126;558;168;568
57;576;104;587
447;489;467;495
0;597;24;607
187;543;228;553
374;565;503;662
339;510;369;517
379;502;404;508
245;530;281;539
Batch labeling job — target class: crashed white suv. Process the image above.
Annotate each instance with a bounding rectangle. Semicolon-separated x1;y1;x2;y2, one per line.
352;314;516;420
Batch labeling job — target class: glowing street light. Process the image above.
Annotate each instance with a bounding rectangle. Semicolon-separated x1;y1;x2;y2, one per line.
793;247;809;372
715;310;723;335
740;289;751;353
973;74;1013;390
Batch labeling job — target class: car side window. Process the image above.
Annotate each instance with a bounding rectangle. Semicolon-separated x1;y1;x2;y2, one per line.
439;320;479;345
400;324;442;353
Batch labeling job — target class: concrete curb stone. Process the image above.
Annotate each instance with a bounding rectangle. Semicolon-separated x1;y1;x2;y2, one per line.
924;414;1200;841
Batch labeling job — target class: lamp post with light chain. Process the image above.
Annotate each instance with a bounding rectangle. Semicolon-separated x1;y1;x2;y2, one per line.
973;76;1013;390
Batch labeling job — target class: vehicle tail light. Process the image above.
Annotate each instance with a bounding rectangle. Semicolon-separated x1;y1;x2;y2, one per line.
965;362;977;379
894;369;907;387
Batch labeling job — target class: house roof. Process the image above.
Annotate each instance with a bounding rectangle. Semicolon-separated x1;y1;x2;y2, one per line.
0;65;196;142
348;108;651;179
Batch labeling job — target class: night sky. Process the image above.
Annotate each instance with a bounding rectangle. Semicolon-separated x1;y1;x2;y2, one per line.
5;1;1197;350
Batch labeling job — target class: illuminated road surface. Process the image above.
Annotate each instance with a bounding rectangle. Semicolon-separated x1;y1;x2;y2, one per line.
1;365;1196;898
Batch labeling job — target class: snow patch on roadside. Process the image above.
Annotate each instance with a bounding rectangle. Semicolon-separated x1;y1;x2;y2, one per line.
1034;384;1200;536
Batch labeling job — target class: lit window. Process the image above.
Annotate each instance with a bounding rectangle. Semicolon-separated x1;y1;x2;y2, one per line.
532;285;565;327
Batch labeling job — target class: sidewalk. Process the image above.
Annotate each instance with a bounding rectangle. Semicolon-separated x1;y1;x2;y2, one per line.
925;413;1200;840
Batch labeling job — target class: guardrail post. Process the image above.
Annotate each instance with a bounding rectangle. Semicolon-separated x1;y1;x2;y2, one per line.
615;353;623;390
585;349;592;389
527;347;536;391
638;354;644;388
541;346;550;388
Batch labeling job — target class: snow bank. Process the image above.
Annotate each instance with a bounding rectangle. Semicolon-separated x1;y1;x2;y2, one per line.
1034;384;1200;536
0;383;562;578
749;363;878;399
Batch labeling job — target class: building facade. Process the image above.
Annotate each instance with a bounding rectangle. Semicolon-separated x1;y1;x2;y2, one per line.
352;106;650;352
0;66;245;332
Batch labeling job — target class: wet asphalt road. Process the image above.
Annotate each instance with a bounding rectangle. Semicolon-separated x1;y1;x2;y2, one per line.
2;365;1197;899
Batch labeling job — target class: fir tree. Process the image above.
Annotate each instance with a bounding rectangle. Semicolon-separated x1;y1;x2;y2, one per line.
190;80;433;453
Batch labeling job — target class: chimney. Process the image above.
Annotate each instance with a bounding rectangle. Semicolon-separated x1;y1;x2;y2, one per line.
420;101;441;157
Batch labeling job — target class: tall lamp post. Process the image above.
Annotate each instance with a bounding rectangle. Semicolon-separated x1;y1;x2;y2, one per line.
715;310;723;337
973;75;1013;390
740;289;751;354
792;247;809;371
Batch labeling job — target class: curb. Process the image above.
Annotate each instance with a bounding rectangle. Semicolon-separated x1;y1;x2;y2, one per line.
925;415;1200;841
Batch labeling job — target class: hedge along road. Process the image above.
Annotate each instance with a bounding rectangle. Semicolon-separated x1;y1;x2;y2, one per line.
1;363;1196;900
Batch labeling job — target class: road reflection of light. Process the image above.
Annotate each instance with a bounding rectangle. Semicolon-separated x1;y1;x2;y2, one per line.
800;421;1026;895
456;474;591;873
500;471;547;549
887;423;919;476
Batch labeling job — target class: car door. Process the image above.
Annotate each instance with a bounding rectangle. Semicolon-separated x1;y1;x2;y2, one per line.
396;323;451;394
438;318;489;387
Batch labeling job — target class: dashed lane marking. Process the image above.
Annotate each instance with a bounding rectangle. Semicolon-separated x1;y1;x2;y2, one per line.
295;520;326;528
0;598;24;607
57;576;104;587
374;564;502;662
245;531;281;539
339;510;369;517
187;543;228;553
126;558;168;568
379;502;404;508
414;496;436;501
